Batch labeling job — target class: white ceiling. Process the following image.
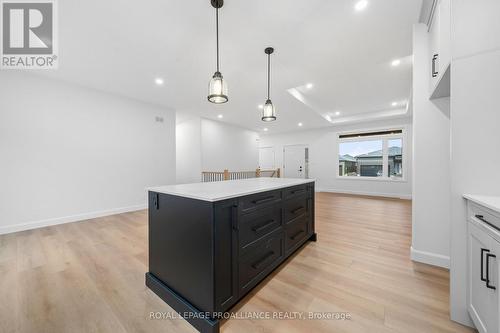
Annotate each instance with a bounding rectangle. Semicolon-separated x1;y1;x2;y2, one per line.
39;0;422;133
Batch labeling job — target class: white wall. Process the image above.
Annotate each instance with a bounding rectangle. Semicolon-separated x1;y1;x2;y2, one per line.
175;117;259;183
259;117;412;199
201;119;259;171
176;117;202;184
450;0;500;325
0;72;176;234
411;24;451;269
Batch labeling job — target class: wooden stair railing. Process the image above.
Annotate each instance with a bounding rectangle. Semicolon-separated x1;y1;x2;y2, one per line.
201;168;280;182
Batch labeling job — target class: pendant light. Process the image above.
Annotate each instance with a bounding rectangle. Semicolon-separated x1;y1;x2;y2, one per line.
262;47;276;122
207;0;228;104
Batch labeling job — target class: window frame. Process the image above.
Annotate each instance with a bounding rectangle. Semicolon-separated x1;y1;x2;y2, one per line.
336;127;407;182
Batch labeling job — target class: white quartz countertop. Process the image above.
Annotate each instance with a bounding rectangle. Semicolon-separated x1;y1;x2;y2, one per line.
463;194;500;214
148;178;315;202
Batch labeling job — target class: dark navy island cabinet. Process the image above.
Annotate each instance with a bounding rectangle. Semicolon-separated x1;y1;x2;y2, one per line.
145;180;316;333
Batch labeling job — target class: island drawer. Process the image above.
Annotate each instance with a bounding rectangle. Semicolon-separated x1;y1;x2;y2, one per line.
239;206;282;249
285;216;309;252
283;184;308;200
284;196;308;224
239;190;282;214
238;230;284;294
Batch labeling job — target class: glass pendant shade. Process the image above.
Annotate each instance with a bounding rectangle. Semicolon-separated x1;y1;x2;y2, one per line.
208;71;228;104
261;99;276;122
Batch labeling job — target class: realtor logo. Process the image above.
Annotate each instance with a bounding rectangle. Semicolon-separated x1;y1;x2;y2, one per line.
1;0;58;69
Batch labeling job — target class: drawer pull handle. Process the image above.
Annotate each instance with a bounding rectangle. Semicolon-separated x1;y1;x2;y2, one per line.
252;219;277;233
481;248;490;282
475;214;489;224
291;207;305;215
252;196;275;205
251;251;275;270
475;214;500;231
291;189;306;195
231;204;239;230
486;253;497;290
290;230;305;241
432;54;439;78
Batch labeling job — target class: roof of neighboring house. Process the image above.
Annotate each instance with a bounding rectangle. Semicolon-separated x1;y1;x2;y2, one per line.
356;146;402;158
339;154;357;162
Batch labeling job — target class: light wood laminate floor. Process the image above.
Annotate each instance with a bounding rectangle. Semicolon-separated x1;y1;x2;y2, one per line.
0;193;475;333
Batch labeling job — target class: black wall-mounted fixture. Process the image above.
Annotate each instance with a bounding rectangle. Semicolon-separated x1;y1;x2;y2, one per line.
262;47;276;122
207;0;228;104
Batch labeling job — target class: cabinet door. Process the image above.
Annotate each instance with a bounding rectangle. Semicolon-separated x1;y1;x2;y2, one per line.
437;0;450;73
429;2;440;92
488;239;500;333
468;222;498;333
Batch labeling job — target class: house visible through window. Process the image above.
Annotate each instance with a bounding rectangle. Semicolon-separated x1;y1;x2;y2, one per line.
338;130;404;180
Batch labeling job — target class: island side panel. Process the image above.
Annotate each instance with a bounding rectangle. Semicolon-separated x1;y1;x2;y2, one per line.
309;182;316;240
148;191;215;313
213;199;239;312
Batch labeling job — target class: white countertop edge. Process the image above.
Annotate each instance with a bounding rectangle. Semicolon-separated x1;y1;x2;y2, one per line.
148;178;315;202
463;194;500;214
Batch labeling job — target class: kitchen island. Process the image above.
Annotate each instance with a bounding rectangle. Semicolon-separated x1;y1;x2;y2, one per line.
146;178;316;333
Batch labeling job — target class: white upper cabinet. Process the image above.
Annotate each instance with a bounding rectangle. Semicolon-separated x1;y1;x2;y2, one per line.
429;0;451;98
438;0;451;73
452;0;500;59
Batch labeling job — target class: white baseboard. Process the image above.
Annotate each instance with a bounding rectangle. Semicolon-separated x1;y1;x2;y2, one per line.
410;246;450;269
0;204;147;235
316;188;412;200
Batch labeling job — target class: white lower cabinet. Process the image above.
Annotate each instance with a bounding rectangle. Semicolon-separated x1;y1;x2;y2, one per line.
467;212;500;333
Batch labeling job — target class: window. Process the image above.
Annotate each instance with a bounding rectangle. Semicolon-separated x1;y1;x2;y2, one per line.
338;129;405;180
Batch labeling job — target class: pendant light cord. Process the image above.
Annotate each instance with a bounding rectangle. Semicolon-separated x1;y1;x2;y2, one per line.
216;7;219;72
267;53;270;100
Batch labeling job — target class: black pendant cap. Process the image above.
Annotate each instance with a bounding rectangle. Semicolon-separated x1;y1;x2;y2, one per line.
211;0;223;8
265;47;274;55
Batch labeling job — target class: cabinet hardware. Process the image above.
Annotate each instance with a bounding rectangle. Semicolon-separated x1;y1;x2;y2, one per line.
231;204;239;230
290;230;305;241
251;251;275;269
486;253;497;290
476;214;489;224
252;196;275;205
481;248;490;282
153;193;159;210
432;54;439;78
475;214;500;231
291;189;306;195
291;207;305;215
252;219;276;233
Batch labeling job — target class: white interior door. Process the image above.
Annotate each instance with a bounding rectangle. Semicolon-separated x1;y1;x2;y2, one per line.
283;145;308;178
259;147;275;169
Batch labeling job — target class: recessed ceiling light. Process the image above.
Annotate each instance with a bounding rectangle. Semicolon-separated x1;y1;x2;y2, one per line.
355;0;368;11
217;114;223;119
391;59;401;67
263;128;268;131
325;115;332;122
306;83;313;89
391;102;398;106
335;111;341;116
258;104;264;109
155;77;164;86
298;122;303;127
